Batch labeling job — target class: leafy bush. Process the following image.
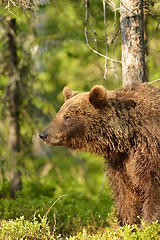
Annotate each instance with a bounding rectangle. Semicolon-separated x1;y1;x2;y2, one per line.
0;216;52;240
1;216;160;239
0;151;113;237
68;220;160;240
0;190;111;237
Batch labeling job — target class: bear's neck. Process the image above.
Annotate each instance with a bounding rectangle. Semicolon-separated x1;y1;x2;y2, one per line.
83;98;139;160
84;122;133;158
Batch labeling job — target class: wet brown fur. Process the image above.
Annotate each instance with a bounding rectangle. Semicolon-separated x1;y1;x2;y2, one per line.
40;83;160;226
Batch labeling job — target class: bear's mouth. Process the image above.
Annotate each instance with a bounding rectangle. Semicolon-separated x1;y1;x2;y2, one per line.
39;131;65;146
50;138;64;146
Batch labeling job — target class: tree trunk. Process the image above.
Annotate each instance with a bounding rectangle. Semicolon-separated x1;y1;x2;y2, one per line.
120;0;147;87
6;16;22;198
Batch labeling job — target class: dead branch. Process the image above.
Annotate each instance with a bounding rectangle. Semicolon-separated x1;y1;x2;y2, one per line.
103;0;109;79
149;78;160;84
84;0;121;64
145;17;160;47
45;194;67;219
3;0;49;14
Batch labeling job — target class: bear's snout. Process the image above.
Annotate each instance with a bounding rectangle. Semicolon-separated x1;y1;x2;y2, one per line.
39;131;48;141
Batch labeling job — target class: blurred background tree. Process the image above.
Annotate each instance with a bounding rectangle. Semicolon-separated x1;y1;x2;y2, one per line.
0;0;159;237
5;16;22;198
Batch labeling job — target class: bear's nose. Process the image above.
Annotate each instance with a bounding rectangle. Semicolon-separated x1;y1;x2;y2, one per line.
39;132;48;140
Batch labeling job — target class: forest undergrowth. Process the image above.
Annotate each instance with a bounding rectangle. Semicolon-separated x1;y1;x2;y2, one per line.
0;150;160;239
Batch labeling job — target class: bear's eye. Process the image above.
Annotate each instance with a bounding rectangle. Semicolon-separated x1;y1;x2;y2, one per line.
64;115;71;122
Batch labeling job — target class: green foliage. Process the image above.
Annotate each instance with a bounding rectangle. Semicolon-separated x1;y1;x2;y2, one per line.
0;189;111;234
1;215;160;239
0;216;52;240
68;220;160;240
0;151;112;237
36;0;122;92
0;151;159;239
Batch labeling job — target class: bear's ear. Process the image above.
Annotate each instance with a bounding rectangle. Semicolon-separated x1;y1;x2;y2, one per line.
89;85;108;108
63;87;78;101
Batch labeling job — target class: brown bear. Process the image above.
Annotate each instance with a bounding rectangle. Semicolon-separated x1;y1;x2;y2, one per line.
39;83;160;226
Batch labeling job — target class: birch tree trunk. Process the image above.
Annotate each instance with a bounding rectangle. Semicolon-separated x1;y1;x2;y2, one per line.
120;0;147;87
6;16;22;198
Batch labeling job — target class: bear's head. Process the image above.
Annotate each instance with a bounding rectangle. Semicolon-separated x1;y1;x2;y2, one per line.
39;85;110;152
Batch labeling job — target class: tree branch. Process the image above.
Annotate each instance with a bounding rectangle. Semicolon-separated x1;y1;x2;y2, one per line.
149;78;160;84
103;0;109;79
145;17;160;47
84;0;121;64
